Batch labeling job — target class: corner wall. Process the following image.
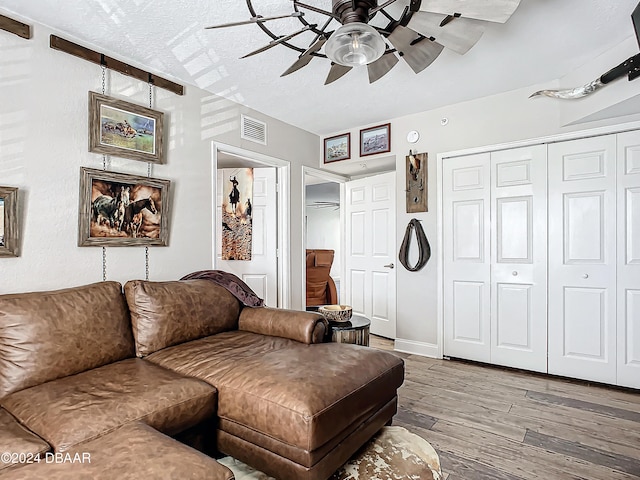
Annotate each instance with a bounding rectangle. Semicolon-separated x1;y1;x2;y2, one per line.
0;17;319;305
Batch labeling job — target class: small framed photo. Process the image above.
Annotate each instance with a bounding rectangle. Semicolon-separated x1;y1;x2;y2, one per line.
360;123;391;157
0;186;18;257
89;92;164;164
78;167;170;247
324;133;351;163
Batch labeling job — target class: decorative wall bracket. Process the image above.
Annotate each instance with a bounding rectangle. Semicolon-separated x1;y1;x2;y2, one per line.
405;150;428;213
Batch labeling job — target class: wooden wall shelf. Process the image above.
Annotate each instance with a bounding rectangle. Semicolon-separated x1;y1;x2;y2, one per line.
0;14;31;39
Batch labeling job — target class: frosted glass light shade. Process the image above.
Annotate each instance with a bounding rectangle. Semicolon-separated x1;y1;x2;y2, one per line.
325;23;386;67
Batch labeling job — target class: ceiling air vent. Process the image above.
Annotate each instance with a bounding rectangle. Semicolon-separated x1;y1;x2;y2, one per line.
241;115;267;145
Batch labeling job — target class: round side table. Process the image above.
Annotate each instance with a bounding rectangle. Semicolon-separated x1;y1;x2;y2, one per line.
328;314;371;346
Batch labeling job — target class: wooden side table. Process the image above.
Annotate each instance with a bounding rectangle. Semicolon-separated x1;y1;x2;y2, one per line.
328;314;371;346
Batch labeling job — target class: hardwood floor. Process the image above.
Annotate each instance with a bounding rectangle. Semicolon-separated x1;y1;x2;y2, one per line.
370;335;640;480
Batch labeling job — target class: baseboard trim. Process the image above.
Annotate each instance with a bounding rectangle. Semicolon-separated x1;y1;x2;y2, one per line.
394;339;441;359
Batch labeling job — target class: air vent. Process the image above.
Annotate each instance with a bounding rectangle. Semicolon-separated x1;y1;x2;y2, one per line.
241;115;267;145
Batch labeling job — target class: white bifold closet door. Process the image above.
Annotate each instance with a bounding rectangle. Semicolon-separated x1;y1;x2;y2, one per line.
443;153;492;363
490;146;547;373
616;131;640;389
443;145;547;370
548;135;618;384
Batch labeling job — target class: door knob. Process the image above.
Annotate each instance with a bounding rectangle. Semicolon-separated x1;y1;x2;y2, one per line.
384;263;395;269
583;274;589;279
512;271;518;276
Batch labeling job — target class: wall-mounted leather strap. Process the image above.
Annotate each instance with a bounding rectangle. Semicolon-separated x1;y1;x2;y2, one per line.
399;218;431;272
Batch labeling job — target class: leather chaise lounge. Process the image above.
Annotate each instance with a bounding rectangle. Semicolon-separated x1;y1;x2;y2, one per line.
0;279;404;479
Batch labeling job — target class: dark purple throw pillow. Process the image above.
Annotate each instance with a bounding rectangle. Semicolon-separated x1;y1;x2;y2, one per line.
180;270;265;307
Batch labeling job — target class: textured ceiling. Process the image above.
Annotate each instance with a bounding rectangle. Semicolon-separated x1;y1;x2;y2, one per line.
1;0;639;134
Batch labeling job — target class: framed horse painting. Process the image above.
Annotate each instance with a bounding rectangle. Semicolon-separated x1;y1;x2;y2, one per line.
78;167;170;246
88;92;164;164
0;186;19;257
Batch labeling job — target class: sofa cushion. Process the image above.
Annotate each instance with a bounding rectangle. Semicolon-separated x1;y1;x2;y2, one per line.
0;358;216;452
0;422;234;480
124;279;240;357
0;281;135;399
147;331;404;452
0;408;50;472
239;307;327;344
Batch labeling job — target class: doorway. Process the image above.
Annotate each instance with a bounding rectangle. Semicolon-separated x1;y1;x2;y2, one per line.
302;167;347;310
212;143;290;308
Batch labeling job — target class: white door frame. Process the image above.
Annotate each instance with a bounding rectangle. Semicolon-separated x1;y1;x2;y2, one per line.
212;142;291;309
302;166;349;306
437;120;640;360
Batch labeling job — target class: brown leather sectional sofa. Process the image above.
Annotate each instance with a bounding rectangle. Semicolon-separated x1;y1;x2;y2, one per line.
0;279;404;479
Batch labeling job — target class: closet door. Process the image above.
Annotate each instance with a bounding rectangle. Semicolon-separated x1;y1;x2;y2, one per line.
617;131;640;389
443;153;491;362
548;135;617;384
490;145;548;372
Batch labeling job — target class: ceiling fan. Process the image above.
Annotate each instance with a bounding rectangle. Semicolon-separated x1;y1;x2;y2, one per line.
205;0;522;84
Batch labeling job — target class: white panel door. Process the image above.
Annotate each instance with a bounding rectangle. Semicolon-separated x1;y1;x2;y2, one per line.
617;131;640;388
490;145;548;372
548;136;617;384
443;153;491;362
345;172;396;338
217;168;278;307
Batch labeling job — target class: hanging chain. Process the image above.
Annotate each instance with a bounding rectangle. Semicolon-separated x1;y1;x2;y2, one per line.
147;82;153;178
102;247;107;282
145;248;150;281
101;64;108;281
145;81;153;281
101;65;107;171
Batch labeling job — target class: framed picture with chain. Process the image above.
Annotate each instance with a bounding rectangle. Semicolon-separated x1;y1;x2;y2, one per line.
78;167;170;247
88;92;164;164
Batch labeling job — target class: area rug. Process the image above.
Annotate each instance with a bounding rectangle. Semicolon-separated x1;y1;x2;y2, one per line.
217;426;442;480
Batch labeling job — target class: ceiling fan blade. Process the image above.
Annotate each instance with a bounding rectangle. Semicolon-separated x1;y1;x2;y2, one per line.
205;12;303;29
408;11;485;55
325;63;352;85
387;26;444;74
367;51;399;83
241;25;313;58
419;0;521;23
281;37;328;77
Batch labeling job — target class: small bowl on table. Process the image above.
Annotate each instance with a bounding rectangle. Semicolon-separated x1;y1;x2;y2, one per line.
318;304;353;323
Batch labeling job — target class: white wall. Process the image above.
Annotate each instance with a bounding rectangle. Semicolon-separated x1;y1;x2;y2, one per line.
0;17;320;306
322;36;640;356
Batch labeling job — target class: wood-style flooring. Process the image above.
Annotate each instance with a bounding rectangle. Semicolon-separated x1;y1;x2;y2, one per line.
370;335;640;480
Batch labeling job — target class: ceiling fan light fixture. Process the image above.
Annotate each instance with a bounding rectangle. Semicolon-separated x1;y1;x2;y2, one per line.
325;23;386;67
